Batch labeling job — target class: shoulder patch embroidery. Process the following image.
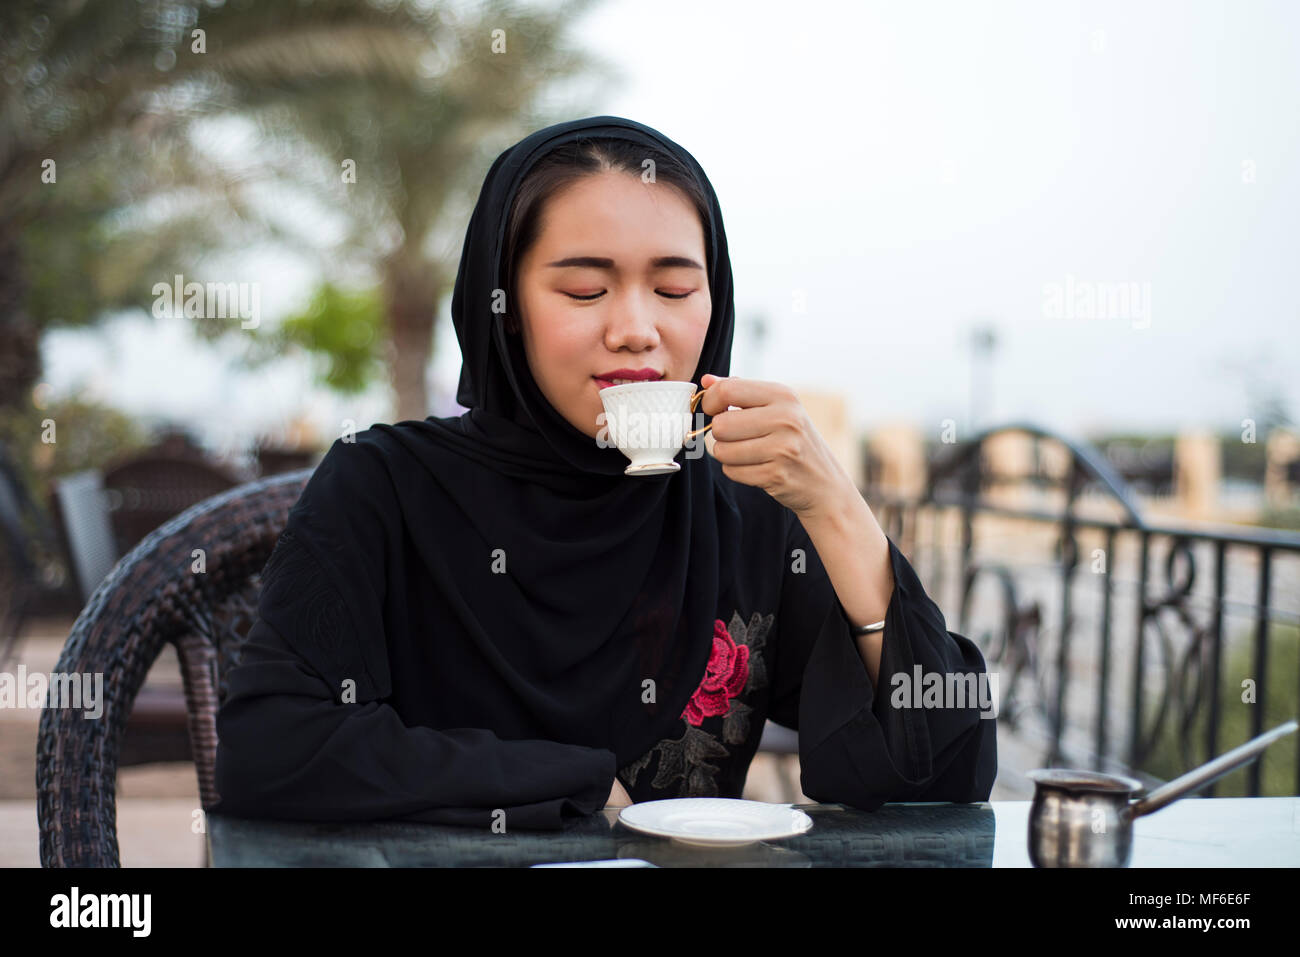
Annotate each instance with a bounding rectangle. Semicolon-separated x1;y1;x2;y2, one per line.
258;526;354;693
620;609;775;797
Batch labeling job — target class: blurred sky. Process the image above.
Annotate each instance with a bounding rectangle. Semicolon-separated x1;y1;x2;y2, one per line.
41;0;1300;455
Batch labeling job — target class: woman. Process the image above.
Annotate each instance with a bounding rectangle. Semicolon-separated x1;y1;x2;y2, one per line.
213;116;996;831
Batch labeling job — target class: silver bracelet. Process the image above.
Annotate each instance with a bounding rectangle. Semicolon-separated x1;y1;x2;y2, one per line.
849;618;886;636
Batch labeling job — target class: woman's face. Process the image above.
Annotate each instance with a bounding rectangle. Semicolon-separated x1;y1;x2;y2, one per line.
513;169;712;440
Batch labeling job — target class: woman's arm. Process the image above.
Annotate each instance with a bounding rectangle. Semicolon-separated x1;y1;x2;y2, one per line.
214;436;616;830
214;613;617;830
793;474;895;689
767;502;998;807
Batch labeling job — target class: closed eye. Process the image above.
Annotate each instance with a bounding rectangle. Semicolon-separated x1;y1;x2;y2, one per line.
562;291;694;301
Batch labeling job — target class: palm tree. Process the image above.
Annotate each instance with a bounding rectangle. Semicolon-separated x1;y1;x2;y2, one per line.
182;0;613;419
0;0;439;407
1;0;613;422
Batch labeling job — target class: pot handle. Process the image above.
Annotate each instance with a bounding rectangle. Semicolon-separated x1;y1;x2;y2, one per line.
1129;719;1297;819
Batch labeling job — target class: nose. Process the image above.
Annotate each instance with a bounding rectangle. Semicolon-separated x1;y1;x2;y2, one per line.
602;288;661;353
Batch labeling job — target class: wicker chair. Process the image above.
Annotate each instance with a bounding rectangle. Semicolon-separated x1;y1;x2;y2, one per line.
36;469;312;867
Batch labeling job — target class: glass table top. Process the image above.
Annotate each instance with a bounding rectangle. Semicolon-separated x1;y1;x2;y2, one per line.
207;797;1300;867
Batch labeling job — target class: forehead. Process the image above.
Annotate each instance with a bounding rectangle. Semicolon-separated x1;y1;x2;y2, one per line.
530;170;704;258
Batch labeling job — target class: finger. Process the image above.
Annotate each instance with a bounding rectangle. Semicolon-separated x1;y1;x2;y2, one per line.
708;404;784;442
708;433;782;466
698;373;722;409
699;376;783;416
717;459;773;487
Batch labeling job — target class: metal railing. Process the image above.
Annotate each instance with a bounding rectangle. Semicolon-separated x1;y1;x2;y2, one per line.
865;422;1300;796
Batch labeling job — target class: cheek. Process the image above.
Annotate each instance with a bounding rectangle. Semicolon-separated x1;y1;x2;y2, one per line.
528;307;590;382
684;297;712;342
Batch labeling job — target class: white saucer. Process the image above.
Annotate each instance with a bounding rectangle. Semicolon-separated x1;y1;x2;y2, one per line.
617;798;814;846
624;461;681;476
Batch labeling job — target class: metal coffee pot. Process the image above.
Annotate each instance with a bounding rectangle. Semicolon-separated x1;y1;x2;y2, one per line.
1026;719;1297;867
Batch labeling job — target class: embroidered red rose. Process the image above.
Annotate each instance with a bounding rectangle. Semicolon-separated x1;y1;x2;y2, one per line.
681;618;750;726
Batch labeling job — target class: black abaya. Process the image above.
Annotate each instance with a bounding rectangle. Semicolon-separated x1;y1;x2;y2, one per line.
212;115;996;830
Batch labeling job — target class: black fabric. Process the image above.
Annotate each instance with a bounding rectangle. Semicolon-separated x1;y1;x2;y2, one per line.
212;115;997;833
215;115;743;828
771;509;998;807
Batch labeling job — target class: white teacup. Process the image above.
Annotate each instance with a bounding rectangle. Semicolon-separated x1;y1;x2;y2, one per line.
598;380;710;475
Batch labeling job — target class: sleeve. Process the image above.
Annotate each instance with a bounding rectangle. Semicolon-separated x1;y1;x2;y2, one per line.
767;509;997;808
213;616;616;830
212;436;617;831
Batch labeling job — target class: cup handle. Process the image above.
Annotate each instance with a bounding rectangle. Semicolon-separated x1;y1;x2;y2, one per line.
685;423;712;440
686;387;712;440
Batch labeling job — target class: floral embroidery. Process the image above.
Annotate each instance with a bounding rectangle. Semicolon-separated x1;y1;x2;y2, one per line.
620;609;774;798
680;619;749;726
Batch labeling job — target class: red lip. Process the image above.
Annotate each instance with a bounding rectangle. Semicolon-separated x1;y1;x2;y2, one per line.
593;368;664;389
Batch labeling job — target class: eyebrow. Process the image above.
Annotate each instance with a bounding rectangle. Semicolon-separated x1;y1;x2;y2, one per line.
544;255;705;271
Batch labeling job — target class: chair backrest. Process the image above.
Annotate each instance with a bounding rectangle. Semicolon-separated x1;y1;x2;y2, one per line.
0;449;26;552
36;468;312;867
51;469;120;605
101;453;245;555
1;443;43;666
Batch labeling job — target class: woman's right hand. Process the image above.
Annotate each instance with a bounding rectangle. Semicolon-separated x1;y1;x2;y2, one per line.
606;775;633;808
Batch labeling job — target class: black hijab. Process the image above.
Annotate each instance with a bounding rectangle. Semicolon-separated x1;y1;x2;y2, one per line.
266;116;745;770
